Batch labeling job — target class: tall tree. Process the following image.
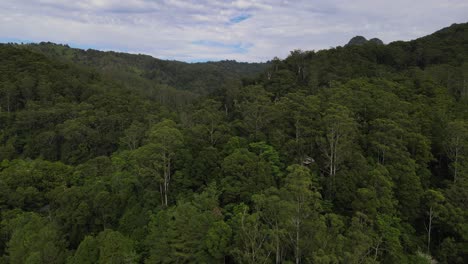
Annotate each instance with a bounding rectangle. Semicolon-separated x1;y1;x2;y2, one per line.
444;121;468;182
148;119;183;206
281;165;322;264
4;213;68;264
317;104;357;198
237;85;273;140
230;204;272;264
423;189;446;255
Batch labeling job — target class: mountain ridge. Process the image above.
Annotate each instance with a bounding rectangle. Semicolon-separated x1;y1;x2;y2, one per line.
13;42;270;95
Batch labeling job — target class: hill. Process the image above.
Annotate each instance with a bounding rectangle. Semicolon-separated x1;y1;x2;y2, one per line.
345;36;384;46
20;42;270;95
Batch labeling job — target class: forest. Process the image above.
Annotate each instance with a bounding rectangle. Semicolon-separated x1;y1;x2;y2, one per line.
0;22;467;263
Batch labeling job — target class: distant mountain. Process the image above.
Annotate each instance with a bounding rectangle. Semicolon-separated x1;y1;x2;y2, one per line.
19;43;270;95
346;36;368;46
368;38;384;45
346;36;384;46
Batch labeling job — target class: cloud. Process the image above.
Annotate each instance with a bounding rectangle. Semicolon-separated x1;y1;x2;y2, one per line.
192;40;252;54
230;0;272;10
0;0;467;62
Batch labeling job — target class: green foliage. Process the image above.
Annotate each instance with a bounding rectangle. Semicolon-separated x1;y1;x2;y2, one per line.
70;230;137;264
145;186;226;263
220;142;283;204
229;204;271;264
0;159;71;211
3;212;68;264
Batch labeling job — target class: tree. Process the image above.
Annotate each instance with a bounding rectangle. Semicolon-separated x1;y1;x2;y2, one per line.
220;142;282;204
0;81;17;114
96;230;137;264
237;85;273;140
423;190;446;254
71;230;137;264
351;164;396;218
57;118;99;164
368;118;406;165
270;92;320;163
205;221;232;263
142;119;183;206
252;188;288;264
230;204;272;264
145;186;225;263
281;165;322;264
0;159;70;211
444;121;468;182
317;104;357;198
343;213;378;263
265;69;296;99
4;212;68;264
69;236;99;264
368;118;425;221
191;99;229;146
119;121;145;150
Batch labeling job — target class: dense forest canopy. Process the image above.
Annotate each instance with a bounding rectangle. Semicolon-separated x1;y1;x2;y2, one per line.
20;42;270;96
0;22;467;263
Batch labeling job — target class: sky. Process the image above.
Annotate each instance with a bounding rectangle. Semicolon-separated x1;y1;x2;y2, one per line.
1;0;467;62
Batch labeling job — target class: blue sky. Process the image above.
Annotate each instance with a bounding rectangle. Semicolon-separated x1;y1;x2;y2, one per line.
0;0;467;62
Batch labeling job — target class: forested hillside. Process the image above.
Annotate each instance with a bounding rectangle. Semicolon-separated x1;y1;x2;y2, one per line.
0;22;467;263
21;42;269;95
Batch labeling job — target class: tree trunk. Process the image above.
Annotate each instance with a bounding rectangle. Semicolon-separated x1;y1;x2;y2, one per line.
210;121;215;145
162;151;171;207
167;158;171;205
275;224;281;264
453;147;458;183
7;94;10;113
427;206;433;254
160;183;164;206
296;220;300;264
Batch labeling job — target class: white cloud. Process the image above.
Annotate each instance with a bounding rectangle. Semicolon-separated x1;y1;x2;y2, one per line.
0;0;466;62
